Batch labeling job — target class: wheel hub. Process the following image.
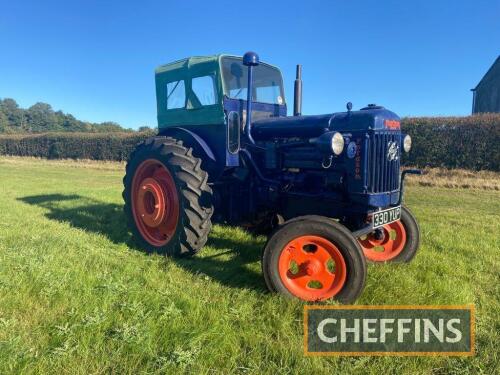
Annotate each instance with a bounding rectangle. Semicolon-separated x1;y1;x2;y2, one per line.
278;235;347;301
303;259;322;276
130;159;180;247
136;177;166;228
358;220;407;261
373;228;385;241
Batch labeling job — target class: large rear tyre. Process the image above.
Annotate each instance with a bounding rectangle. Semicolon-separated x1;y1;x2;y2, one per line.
262;218;367;303
123;137;213;256
358;206;420;263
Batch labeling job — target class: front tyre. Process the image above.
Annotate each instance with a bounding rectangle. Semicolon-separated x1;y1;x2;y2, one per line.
123;137;213;256
358;206;420;263
262;218;366;303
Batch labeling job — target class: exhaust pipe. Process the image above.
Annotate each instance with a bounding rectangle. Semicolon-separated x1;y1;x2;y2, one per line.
293;64;302;116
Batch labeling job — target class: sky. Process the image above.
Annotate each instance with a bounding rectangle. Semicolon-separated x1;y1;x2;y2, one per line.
0;0;499;129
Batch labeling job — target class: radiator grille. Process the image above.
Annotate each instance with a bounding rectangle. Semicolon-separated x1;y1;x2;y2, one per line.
367;132;401;193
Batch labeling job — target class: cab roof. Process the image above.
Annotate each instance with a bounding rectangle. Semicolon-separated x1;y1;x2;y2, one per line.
155;54;281;75
155;55;220;74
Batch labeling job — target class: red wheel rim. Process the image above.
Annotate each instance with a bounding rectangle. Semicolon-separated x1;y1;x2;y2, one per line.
131;159;179;246
358;221;407;262
278;235;347;301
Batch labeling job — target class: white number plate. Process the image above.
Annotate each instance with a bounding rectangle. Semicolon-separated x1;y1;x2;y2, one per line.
372;206;401;228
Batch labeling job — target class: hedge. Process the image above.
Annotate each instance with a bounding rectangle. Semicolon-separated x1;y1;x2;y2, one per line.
0;114;499;170
401;114;500;171
0;132;153;161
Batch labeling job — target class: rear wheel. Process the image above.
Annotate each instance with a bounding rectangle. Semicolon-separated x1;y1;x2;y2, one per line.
123;137;213;256
262;218;366;303
358;206;420;262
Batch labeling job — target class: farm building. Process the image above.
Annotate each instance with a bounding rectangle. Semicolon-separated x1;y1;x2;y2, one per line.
471;56;500;114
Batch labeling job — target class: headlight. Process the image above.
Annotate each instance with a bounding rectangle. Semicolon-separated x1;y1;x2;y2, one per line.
403;135;412;152
331;132;345;155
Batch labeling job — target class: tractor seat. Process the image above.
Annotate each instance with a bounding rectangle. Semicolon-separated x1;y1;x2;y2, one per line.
251;114;332;141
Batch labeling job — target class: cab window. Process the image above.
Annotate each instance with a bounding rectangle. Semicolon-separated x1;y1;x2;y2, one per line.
166;80;186;109
221;56;285;105
192;75;218;106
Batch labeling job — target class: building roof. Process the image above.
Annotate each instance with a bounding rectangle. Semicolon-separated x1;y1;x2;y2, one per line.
472;55;500;91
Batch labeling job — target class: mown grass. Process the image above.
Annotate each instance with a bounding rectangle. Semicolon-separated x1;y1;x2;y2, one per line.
0;157;499;374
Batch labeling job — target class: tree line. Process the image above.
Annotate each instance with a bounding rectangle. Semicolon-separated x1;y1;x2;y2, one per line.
0;98;153;133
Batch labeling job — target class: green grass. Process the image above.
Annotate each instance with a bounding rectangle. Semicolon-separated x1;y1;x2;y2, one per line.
0;158;499;374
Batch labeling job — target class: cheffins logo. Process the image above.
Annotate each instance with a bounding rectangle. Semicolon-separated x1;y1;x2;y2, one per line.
304;305;474;356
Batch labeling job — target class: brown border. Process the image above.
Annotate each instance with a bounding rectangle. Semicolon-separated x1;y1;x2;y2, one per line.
303;305;475;357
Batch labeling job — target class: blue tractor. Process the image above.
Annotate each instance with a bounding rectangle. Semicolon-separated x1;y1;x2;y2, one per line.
123;52;421;303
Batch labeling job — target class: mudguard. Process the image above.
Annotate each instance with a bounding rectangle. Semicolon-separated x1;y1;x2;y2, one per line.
158;127;223;181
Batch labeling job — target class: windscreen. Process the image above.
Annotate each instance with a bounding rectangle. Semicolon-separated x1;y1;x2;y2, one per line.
221;57;285;105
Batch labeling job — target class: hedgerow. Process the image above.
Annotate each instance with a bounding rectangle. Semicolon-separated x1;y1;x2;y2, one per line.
0;114;499;170
401;114;500;171
0;132;154;161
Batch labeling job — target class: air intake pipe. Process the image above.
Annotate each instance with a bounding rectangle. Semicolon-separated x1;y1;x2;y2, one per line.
243;51;259;144
293;64;302;116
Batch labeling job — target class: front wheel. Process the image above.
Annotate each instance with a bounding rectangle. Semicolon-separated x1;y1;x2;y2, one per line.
358;206;420;263
262;218;367;303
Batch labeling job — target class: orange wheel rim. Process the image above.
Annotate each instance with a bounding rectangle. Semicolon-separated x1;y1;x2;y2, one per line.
278;235;347;301
358;221;406;262
131;159;179;246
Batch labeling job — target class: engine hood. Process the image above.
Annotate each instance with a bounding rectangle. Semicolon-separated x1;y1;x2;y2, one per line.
251;106;400;141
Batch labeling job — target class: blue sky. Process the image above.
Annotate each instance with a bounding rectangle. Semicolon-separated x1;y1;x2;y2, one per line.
0;0;498;129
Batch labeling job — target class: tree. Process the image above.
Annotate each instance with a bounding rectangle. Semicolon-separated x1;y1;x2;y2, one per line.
26;102;57;132
137;125;150;131
0;97;133;133
95;121;131;133
0;98;24;131
61;113;86;132
0;111;9;133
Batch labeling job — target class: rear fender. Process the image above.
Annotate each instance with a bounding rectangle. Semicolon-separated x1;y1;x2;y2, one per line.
158;127;222;181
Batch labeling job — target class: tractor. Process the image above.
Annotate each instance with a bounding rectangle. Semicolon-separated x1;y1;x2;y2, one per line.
123;52;421;303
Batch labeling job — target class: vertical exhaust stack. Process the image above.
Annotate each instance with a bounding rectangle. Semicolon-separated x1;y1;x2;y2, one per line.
293;64;302;116
243;51;260;144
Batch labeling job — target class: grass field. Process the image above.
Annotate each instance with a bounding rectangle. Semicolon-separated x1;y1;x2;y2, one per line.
0;157;499;374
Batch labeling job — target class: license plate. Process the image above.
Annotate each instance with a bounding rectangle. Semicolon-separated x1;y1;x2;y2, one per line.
372;206;401;228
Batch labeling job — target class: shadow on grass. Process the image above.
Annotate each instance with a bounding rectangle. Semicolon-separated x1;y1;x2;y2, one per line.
18;194;265;291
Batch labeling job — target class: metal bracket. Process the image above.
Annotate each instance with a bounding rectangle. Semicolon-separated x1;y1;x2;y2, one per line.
397;169;423;205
